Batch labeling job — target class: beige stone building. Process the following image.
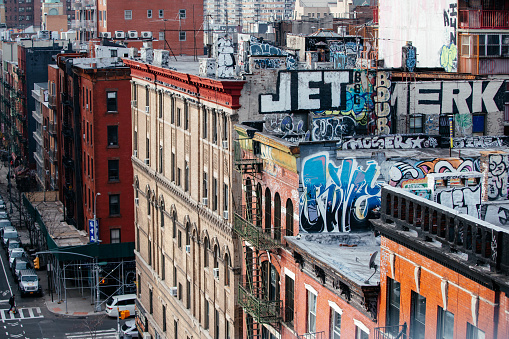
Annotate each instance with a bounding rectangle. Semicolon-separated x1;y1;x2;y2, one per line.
124;54;245;339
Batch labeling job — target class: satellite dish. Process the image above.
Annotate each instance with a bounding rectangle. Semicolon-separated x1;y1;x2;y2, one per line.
365;251;378;285
368;251;378;271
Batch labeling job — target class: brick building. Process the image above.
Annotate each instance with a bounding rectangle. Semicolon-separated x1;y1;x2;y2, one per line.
373;185;509;338
51;51;134;245
124;52;244;339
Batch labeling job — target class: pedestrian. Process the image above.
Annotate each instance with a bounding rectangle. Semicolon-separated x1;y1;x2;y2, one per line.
8;295;16;314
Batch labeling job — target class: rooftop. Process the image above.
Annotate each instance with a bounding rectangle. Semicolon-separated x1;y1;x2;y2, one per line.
286;232;381;286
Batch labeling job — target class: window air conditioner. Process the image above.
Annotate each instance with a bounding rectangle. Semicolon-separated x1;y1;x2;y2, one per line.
213;268;219;280
144;158;150;166
114;31;125;39
131;100;137;106
128;30;138;39
169;286;177;297
145;106;150;112
141;31;153;38
134;198;139;205
202;197;208;206
185;245;191;253
223;210;229;220
134;150;138;157
222;140;228;149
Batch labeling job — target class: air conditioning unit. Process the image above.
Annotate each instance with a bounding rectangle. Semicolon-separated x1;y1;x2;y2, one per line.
202;197;208;206
43;126;47;131
222;140;228;149
223;210;229;220
185;245;191;253
134;197;139;205
114;31;125;39
213;268;219;280
145;106;150;112
131;100;137;106
83;133;86;140
144;158;150;166
169;286;178;297
45;170;49;175
141;31;153;39
86;104;89;110
101;32;112;38
128;30;138;39
133;150;138;157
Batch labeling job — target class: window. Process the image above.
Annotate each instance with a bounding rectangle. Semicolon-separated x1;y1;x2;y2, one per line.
178;282;182;300
173;265;177;287
110;228;120;243
162;254;165;280
172;211;177;238
226;321;231;339
109;194;120;216
409;115;424;133
439;115;453;138
108;160;119;181
178;230;182;248
159;146;163;173
213;178;218;211
177;168;181;187
124;10;132;20
177;108;181;126
174;320;178;339
204;238;210;267
386;278;401;334
355;326;369;339
184;103;189;130
179;31;186;41
203;109;208;139
215;309;219;339
146;136;150;160
265;188;271;232
286;199;294;236
274;193;281;241
203;172;208;200
478;34;509;57
224;253;230;286
147;9;152;18
106;91;117;111
205;300;210;329
138;273;141;296
107;126;118;146
472;115;485;136
307;290;317;334
223;184;228;214
467;323;485;339
331;308;341;339
170;96;175;123
184;161;189;192
213;111;217;144
186;280;191;309
159;92;163;119
110;50;117;57
223;116;228;140
147;237;152;265
171;152;175;182
162;305;166;332
159;9;164;18
410;291;426;339
179;9;186;19
149;289;153;314
285;275;294;326
437;307;454;339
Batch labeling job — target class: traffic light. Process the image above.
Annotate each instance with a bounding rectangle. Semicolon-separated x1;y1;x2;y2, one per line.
120;310;130;320
99;277;107;285
33;257;40;270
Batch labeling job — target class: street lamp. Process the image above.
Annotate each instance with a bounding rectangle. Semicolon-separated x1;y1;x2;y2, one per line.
93;192;101;243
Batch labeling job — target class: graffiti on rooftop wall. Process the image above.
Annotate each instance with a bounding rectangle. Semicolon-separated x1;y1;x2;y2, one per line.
328;39;363;70
480;205;509;226
435;185;481;217
440;1;458;72
486;154;508;201
341;135;439;150
216;36;236;78
452;136;509;149
263;113;310;142
249;36;297;70
375;71;392;134
311;116;357;141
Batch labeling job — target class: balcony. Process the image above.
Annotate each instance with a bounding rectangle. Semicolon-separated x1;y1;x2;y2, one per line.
234;205;281;251
238;278;282;324
48;95;57;109
376;186;509;274
374;324;407;339
49;149;57;164
459;10;509;29
48;121;57;135
60;92;71;106
298;332;326;339
33;131;42;146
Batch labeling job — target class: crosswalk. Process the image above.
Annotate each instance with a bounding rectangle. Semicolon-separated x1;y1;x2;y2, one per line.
65;328;118;338
0;307;43;322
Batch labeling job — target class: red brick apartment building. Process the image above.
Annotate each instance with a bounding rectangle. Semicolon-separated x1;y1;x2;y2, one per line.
49;51;133;244
234;125;379;339
373;185;509;339
75;0;204;55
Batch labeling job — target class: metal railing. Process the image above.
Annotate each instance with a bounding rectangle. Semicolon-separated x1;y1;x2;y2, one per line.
459;10;509;29
234;205;281;251
238;280;282;324
298;331;326;339
374;324;407;339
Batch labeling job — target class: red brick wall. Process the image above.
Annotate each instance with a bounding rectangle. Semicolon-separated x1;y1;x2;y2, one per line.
380;236;509;338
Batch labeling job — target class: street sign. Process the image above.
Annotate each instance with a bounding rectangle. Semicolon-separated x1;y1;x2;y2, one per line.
89;219;97;243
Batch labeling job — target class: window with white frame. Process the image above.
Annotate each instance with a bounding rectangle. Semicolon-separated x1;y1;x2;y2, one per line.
159;9;164;18
110;228;120;243
179;9;186;19
478;34;509;57
124;10;132;20
159;32;164;41
307;289;317;334
147;9;152;18
331;307;341;338
179;31;186;41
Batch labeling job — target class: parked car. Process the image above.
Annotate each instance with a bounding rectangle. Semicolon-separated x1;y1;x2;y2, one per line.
105;294;136;318
0;211;8;220
12;258;29;282
120;320;139;338
0;220;12;237
2;227;18;248
9;247;25;267
0;200;6;210
7;239;21;256
18;269;41;297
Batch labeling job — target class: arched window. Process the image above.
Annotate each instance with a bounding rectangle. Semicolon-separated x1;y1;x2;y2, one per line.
246;177;253;221
265;188;271;234
261;261;279;301
224;252;230;286
186;222;190;246
213;245;219;269
172;210;177;239
286;199;294;236
204;237;210;267
255;183;262;227
274;193;281;241
160;198;165;228
134;178;139;201
147;192;151;216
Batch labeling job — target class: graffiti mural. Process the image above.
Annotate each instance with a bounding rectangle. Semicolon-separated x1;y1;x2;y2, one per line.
328;39;363;70
341;135;439;150
300;153;381;232
375;71;391;134
263;113;310;142
486;154;508;201
252;58;282;69
311;116;357;141
249;36;297;70
440;1;458;72
480;204;509;226
402;42;417;72
452;136;509;148
216;35;235;78
435;185;481;217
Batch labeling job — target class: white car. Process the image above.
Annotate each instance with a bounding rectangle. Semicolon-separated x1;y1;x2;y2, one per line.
120;320;139;338
9;248;25;267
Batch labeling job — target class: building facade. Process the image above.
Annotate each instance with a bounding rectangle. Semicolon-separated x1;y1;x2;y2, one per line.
124;55;244;339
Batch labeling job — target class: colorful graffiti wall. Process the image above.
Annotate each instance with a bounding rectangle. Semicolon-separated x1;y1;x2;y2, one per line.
299;145;484;233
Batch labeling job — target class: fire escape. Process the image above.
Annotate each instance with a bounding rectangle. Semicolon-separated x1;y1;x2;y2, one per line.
233;139;282;338
61;89;76;226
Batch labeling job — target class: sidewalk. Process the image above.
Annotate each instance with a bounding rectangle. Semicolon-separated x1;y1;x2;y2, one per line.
0;163;106;317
